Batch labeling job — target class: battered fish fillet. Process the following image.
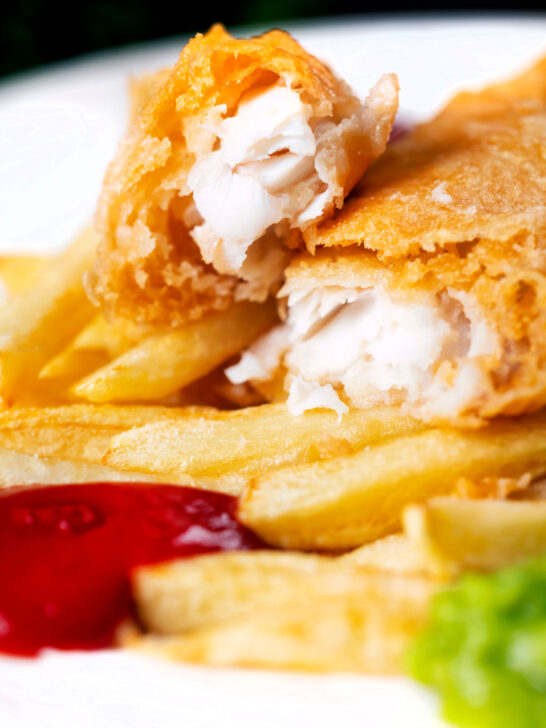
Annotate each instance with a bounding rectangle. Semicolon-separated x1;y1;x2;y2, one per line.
226;58;546;424
128;68;171;124
304;57;546;256
89;24;399;325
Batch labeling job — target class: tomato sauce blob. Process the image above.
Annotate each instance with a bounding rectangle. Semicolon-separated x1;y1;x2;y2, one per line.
0;483;263;656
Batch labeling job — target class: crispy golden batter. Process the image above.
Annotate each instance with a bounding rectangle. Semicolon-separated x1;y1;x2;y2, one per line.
128;68;171;125
284;229;546;421
90;25;397;325
304;57;546;257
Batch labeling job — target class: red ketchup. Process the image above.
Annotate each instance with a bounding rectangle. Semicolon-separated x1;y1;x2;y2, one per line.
0;483;263;656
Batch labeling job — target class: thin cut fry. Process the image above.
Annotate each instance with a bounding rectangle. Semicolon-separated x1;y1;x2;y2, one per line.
239;413;546;551
133;563;437;674
72;300;278;402
0;445;172;488
341;534;437;577
404;496;546;574
0;256;45;295
0;227;98;404
103;404;421;480
0;404;216;463
134;551;336;634
40;315;146;385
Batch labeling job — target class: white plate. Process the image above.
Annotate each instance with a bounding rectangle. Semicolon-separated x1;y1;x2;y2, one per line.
0;15;544;727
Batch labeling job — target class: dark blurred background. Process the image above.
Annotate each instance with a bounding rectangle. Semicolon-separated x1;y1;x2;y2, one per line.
1;0;544;78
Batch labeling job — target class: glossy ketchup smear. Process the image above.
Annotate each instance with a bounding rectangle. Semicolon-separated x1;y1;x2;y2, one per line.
0;483;263;656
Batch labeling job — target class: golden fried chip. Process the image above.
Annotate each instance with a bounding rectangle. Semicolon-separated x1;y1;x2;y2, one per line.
133;561;437;674
0;403;215;463
0;227;97;404
103;403;421;480
71;300;277;402
0;256;46;297
0;445;171;488
239;412;546;551
404;496;546;573
341;534;436;577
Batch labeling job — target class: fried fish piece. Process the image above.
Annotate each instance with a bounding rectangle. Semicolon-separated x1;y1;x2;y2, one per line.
89;25;399;325
226;58;546;424
128;68;171;124
226;239;546;424
304;57;546;256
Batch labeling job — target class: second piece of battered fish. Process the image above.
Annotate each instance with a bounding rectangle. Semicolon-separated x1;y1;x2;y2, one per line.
226;57;546;425
304;57;546;256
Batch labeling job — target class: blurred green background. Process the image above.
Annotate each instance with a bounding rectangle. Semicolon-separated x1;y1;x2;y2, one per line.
0;0;543;78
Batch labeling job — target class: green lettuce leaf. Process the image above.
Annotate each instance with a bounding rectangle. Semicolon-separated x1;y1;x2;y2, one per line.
407;554;546;728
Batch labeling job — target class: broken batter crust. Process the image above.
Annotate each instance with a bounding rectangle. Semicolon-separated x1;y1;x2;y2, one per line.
89;25;398;325
304;57;546;257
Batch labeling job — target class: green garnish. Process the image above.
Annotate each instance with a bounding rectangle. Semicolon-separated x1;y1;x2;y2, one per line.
407;554;546;728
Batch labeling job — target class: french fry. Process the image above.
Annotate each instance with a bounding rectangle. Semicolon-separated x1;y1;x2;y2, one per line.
40;315;146;385
0;227;98;404
134;551;336;634
341;534;438;577
239;413;546;551
0;445;174;488
2;379;74;408
0;404;216;463
71;300;278;403
0;255;46;295
104;404;421;480
404;496;546;574
133;558;437;674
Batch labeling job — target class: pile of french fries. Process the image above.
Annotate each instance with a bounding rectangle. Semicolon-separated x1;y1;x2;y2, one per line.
1;227;545;673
